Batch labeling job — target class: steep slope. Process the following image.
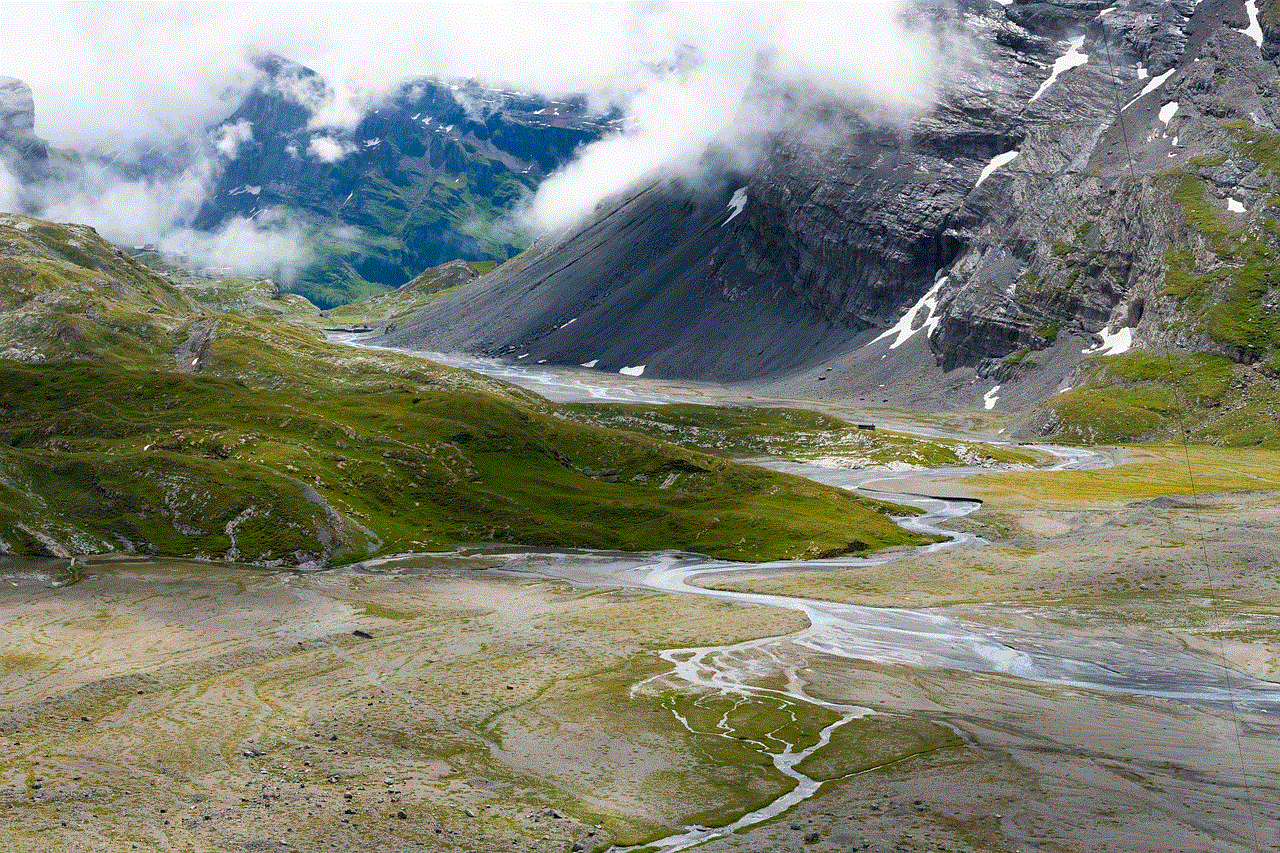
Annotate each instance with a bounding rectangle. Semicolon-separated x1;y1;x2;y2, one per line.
378;0;1280;440
0;214;928;564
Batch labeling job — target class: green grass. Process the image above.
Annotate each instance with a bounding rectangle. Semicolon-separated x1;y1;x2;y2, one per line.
1035;351;1279;445
794;715;962;781
966;444;1280;502
559;403;1038;468
0;360;929;565
0;215;933;565
320;259;489;327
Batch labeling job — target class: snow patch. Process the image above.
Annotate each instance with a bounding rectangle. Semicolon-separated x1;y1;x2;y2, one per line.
1083;326;1133;356
983;386;1001;411
1228;198;1246;214
1245;0;1264;47
723;187;748;225
1159;101;1178;127
516;353;529;359
580;359;598;368
976;151;1018;188
871;276;948;349
229;185;262;196
1029;36;1089;103
1123;69;1174;111
619;365;646;377
558;317;578;329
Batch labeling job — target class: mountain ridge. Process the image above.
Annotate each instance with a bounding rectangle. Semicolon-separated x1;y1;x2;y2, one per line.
375;0;1280;442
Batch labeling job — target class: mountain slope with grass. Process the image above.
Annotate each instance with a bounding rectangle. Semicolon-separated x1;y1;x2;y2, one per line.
0;213;928;564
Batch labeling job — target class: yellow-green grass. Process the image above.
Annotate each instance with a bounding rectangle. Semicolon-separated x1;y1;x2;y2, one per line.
562;402;1040;468
964;445;1280;504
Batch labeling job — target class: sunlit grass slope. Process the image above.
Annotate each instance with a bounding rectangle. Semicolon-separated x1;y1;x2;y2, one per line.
0;214;927;564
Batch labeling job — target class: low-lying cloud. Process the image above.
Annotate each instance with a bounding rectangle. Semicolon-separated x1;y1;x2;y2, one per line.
1;1;948;268
522;2;947;231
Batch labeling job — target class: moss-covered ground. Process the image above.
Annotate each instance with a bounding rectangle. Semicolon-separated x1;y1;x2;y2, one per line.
1038;349;1280;444
319;259;492;329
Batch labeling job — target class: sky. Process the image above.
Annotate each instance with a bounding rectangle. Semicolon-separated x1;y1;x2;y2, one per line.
1;1;946;268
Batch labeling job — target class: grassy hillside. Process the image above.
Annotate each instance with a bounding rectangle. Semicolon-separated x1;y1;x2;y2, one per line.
0;213;199;367
319;259;493;329
0;214;928;564
563;403;1039;467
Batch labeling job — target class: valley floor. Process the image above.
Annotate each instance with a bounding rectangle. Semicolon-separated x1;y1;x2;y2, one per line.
2;357;1278;852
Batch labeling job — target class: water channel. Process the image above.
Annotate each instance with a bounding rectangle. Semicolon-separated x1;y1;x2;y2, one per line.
338;342;1280;850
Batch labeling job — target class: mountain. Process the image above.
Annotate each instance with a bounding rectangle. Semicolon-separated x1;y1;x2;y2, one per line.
193;55;615;306
0;76;49;183
0;212;929;564
377;0;1280;444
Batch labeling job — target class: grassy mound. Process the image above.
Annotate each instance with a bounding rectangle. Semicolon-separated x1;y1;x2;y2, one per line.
563;402;1039;466
1037;351;1280;445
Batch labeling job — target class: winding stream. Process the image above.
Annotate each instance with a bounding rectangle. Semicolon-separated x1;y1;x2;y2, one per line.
340;342;1280;849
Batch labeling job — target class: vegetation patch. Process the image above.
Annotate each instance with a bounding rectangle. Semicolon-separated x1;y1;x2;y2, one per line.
1039;350;1280;445
0;215;930;565
559;403;1038;468
794;715;963;781
966;444;1280;502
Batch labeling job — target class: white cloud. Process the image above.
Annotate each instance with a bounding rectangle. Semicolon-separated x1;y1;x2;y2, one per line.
521;2;944;231
0;166;22;213
1;1;947;262
213;119;253;158
160;216;308;281
307;135;355;164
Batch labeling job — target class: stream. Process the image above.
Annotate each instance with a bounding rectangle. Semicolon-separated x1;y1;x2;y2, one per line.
338;341;1280;850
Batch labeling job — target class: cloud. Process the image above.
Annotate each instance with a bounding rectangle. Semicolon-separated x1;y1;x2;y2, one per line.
307;135;355;164
160;216;308;282
213;120;254;158
17;140;307;284
522;2;947;231
0;1;950;266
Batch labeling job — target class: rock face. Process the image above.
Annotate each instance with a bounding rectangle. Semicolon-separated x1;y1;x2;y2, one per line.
0;76;49;181
379;0;1280;416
